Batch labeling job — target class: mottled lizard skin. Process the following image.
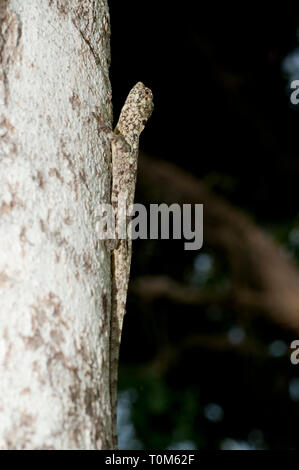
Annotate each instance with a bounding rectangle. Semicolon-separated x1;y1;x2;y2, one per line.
109;82;153;448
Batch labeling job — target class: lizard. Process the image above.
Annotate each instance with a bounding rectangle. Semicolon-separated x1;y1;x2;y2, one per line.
108;82;154;449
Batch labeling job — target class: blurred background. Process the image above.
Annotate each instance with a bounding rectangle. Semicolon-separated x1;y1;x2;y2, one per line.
109;3;299;450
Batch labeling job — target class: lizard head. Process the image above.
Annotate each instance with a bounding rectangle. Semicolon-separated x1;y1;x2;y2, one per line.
115;82;154;144
130;82;154;130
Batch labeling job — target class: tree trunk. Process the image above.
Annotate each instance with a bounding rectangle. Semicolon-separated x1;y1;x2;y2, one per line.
0;0;113;449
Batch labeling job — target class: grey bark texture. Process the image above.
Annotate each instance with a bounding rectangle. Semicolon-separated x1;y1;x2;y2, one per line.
0;0;113;449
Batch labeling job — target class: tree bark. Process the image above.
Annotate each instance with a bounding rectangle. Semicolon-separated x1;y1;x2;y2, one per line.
0;0;112;449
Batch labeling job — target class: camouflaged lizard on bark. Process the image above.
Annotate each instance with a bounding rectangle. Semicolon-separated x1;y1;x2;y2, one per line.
109;82;153;448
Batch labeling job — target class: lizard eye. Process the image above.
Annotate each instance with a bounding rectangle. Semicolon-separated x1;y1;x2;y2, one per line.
145;89;150;95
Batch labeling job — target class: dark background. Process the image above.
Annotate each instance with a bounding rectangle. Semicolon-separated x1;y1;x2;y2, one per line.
109;3;299;450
